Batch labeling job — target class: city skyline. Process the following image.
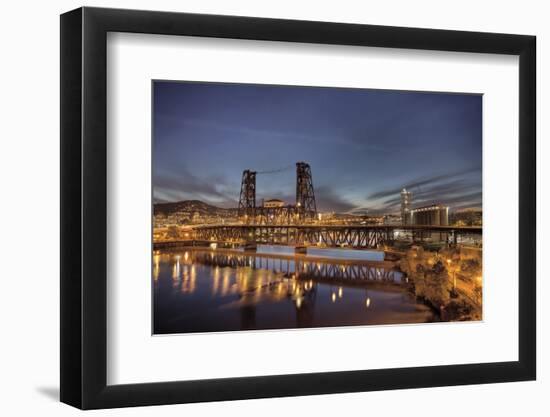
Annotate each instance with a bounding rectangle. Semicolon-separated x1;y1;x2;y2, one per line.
153;81;482;214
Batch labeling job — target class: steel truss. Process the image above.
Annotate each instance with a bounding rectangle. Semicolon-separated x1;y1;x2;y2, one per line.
192;225;482;249
193;225;393;248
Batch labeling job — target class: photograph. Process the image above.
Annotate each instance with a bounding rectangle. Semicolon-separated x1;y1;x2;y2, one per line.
152;80;483;335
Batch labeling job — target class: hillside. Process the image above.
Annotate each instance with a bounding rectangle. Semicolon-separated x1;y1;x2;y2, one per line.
153;200;238;216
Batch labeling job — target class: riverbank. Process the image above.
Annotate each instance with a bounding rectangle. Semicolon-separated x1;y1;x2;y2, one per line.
398;246;482;321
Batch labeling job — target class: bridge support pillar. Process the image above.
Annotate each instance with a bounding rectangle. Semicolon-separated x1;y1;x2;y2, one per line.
295;246;307;254
243;242;257;252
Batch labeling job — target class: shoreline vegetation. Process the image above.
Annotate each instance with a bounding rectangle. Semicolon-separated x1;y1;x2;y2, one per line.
398;246;482;321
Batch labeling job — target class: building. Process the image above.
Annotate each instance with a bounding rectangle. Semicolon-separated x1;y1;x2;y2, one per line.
263;198;286;208
410;203;449;226
450;208;482;226
400;188;412;225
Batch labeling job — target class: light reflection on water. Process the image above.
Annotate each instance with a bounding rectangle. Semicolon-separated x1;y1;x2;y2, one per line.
246;245;385;261
153;246;436;334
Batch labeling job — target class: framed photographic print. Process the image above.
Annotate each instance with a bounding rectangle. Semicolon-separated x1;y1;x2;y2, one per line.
60;7;536;409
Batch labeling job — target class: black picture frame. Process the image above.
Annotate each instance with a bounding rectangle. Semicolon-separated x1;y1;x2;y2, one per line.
60;6;536;410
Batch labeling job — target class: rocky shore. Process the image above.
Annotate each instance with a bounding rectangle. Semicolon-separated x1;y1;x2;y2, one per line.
398;245;482;321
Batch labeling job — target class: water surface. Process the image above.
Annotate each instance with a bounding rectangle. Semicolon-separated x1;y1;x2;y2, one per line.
153;246;436;334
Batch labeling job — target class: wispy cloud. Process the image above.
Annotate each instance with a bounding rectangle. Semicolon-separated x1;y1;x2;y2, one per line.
153;167;238;207
315;186;356;213
365;167;482;214
367;166;481;200
159;114;392;153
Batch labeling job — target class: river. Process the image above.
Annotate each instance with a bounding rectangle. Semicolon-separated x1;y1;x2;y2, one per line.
153;245;437;334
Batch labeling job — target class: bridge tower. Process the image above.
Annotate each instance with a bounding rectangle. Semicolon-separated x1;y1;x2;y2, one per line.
296;162;317;221
238;169;256;221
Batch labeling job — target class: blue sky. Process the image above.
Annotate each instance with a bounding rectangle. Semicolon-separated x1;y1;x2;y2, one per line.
153;81;482;214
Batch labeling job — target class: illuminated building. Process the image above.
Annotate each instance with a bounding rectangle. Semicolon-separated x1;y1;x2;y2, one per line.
450;208;482;226
263;198;286;208
401;188;412;225
410;203;449;226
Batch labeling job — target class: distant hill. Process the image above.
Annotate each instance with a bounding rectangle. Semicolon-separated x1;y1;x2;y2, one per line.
153;200;238;216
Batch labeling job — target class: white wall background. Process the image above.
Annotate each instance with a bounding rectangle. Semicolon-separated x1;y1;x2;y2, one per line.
0;0;546;415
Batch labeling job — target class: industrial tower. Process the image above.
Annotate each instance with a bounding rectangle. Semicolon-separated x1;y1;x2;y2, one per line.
238;170;256;219
296;162;317;221
401;188;412;225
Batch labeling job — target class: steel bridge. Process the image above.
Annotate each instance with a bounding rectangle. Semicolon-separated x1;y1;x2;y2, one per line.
192;224;482;249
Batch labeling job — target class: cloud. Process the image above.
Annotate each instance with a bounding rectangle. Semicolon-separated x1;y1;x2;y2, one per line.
369;192;482;215
160;115;394;154
160;115;321;145
367;166;481;200
154;163;482;214
315;186;356;213
365;168;482;214
391;191;482;212
153;167;238;207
